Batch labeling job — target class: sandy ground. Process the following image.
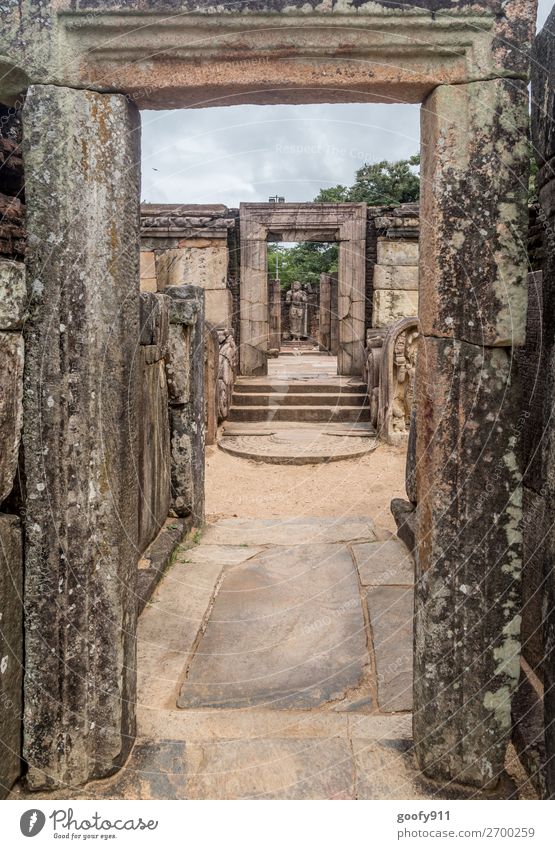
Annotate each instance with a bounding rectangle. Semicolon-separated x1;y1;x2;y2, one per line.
205;440;406;532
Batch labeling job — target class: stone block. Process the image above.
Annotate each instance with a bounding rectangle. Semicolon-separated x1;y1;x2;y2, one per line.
165;325;190;405
373;264;419;291
205;288;233;328
376;238;419;267
177;241;228;290
414;335;522;788
352;538;414;586
366;585;413;712
166;285;201;326
420;78;529;346
166;286;205;525
372;289;418;328
138;356;171;553
139;250;157;293
0;260;26;329
139;292;170;358
22;85;140;789
0;332;24;504
170;406;204;523
0;513;22;798
178;543;367;710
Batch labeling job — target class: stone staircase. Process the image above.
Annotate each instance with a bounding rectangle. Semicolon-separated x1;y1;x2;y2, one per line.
227;379;371;424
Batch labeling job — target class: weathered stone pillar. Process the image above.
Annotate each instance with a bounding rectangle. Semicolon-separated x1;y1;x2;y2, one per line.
338;214;366;375
268;278;281;353
22;86;141;790
414;78;529;788
0;257;25;798
165;286;205;525
138;293;171;554
240;227;267;376
532;10;555;799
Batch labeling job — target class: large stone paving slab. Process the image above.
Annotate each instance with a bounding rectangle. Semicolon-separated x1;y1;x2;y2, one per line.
178;542;368;709
186;737;355;799
352;737;424;800
366;586;414;713
352;538;414;586
201;516;377;546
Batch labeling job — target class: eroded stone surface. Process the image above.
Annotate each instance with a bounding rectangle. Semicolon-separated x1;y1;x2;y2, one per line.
178;543;368;709
0;2;536;108
186;737;355;800
0;514;23;799
373;289;418;329
138;355;171;553
414;335;522;788
366;586;414;712
420;78;529;346
0;332;23;503
165;286;205;523
0;260;26;330
352;538;414;586
353;738;424;800
201;516;376;547
22;85;141;790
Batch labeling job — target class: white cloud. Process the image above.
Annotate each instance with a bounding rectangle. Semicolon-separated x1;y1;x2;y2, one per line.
141;102;420;206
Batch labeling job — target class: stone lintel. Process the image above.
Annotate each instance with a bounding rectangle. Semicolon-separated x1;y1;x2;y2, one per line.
0;3;536;106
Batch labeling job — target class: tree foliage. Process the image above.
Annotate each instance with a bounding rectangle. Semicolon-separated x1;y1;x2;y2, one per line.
314;154;420;206
267;241;338;289
269;154;420;288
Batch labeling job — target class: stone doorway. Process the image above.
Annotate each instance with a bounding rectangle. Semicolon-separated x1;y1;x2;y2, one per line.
3;0;534;795
240;203;366;377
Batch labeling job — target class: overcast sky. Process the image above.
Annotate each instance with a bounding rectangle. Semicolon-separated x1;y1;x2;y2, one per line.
141;1;554;207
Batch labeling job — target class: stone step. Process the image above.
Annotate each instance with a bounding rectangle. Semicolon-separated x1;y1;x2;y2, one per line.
232;392;368;407
227;405;370;423
234;381;367;395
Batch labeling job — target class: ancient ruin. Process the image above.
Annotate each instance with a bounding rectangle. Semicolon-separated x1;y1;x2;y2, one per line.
1;0;553;804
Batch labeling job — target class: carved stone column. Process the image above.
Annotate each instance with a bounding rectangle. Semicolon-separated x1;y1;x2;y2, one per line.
22;86;141;789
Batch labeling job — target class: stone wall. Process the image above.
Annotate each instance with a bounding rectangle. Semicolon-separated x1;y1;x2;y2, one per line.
371;205;419;329
138;293;171;553
365;203;419;332
140;205;236;329
0;257;25;798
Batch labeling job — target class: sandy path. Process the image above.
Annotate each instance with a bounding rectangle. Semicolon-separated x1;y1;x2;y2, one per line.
205;440;407;532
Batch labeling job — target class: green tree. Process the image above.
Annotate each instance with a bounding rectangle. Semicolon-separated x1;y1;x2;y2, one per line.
314;154;420;206
268;154;420;287
267;241;338;290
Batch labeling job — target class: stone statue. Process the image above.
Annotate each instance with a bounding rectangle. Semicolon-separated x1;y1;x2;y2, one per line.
285;281;307;340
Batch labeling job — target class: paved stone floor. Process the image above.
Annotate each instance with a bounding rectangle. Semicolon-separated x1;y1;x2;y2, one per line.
10;516;537;799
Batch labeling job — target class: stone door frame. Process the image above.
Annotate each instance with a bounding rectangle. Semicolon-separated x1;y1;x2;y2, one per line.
239;202;366;376
4;0;534;791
